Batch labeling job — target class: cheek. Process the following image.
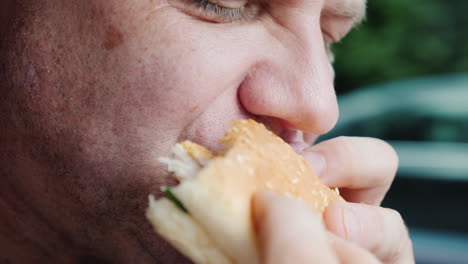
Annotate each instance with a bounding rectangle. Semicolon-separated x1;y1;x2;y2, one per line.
13;1;265;170
108;12;257;130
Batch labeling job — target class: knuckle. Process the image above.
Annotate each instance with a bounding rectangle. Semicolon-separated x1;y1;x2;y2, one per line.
383;208;407;237
388;208;405;224
382;141;399;173
371;138;399;173
382;208;411;262
321;136;399;190
363;137;399;184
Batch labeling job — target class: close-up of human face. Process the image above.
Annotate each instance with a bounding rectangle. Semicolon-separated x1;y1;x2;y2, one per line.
1;0;365;262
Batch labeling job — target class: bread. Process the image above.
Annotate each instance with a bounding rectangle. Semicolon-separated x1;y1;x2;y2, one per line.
146;119;342;264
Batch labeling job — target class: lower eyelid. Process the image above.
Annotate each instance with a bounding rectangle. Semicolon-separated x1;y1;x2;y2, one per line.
211;0;247;9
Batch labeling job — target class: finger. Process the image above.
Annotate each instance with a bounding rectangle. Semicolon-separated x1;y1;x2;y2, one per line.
324;201;415;264
252;191;339;264
328;233;381;264
302;136;398;205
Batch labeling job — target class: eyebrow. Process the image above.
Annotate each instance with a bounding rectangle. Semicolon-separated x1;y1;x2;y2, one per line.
323;0;367;26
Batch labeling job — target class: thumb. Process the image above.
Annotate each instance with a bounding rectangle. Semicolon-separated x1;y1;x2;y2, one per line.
324;201;414;263
252;191;339;264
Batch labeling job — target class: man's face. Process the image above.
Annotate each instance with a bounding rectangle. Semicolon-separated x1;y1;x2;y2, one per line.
3;0;364;261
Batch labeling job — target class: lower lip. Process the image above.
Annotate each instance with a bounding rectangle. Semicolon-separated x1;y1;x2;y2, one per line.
288;142;311;153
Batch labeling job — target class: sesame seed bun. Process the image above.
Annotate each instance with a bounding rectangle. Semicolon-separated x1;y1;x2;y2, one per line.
146;119;342;264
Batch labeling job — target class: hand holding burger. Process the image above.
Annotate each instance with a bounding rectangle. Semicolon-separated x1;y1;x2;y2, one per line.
147;119;414;264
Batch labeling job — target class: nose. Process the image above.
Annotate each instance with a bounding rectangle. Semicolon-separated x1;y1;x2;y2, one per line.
238;1;339;135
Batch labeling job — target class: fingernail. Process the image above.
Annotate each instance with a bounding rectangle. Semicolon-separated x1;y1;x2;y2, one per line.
340;204;359;241
301;150;325;176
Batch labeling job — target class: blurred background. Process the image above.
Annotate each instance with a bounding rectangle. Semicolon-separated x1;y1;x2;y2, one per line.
323;0;468;263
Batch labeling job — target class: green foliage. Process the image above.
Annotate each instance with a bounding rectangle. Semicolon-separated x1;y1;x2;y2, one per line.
333;0;468;94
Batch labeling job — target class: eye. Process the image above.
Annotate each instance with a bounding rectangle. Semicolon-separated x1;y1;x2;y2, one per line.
173;0;261;23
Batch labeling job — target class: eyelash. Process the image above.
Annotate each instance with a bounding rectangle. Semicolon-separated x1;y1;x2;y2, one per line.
188;0;258;23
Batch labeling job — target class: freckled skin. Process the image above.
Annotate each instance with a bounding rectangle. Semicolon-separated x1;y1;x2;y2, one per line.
0;0;351;262
103;25;125;50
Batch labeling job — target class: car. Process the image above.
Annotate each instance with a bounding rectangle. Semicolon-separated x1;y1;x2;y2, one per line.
320;74;468;263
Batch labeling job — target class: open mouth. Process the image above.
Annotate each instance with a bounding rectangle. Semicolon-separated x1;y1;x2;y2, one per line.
279;129;311;154
251;118;314;154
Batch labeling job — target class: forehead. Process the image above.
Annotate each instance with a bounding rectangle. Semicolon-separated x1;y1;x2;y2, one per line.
324;0;366;24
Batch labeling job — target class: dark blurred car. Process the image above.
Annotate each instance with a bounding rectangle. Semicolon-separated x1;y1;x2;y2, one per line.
321;74;468;263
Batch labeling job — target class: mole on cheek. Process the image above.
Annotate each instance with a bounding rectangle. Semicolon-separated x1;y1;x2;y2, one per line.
103;25;124;50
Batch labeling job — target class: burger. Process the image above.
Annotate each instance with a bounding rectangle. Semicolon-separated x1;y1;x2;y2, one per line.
146;119;342;264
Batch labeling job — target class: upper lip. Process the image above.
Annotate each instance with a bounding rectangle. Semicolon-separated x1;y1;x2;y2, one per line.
280;129;311;153
237;95;315;152
256;118;315;153
280;129;304;144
